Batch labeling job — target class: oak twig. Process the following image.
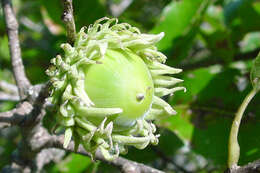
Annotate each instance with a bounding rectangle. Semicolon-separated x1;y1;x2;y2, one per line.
61;0;76;45
0;81;18;94
0;102;32;128
225;160;260;173
0;83;49;128
0;92;19;101
1;0;31;99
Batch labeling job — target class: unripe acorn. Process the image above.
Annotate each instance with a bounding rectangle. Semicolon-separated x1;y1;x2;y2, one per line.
84;49;154;129
46;17;185;160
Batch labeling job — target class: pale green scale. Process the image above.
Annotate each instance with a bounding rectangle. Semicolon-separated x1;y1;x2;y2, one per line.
84;49;154;128
47;18;185;160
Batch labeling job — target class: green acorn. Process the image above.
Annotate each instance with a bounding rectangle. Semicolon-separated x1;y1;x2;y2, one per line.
46;17;185;160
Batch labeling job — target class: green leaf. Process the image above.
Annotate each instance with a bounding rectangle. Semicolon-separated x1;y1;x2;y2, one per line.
125;145;157;163
170;66;220;104
40;0;63;25
173;63;253;109
224;0;260;41
0;36;10;62
250;52;260;90
224;0;255;26
151;0;209;51
239;122;260;165
240;32;260;53
192;117;230;166
50;153;94;173
0;133;18;170
192;115;260;167
157;107;194;142
73;1;106;29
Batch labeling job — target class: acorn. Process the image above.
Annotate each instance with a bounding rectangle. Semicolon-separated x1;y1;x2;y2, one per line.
46;17;185;160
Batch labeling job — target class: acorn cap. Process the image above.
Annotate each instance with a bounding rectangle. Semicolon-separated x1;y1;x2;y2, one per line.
46;17;185;160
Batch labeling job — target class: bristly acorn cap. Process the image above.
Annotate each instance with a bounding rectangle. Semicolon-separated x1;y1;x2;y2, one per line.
46;17;186;160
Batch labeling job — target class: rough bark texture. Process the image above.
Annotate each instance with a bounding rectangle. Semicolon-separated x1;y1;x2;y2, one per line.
225;160;260;173
1;0;31;100
61;0;76;45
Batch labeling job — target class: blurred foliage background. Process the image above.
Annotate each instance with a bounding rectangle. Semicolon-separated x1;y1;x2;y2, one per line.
1;0;260;172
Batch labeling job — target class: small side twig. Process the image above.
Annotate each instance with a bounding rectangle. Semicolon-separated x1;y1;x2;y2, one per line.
107;0;133;17
61;0;76;45
25;83;50;125
0;101;33;128
0;81;18;94
0;83;49;128
36;148;65;171
1;0;31;99
0;92;19;101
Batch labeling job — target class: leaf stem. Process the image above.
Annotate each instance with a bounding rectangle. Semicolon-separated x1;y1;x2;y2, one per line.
228;88;258;168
